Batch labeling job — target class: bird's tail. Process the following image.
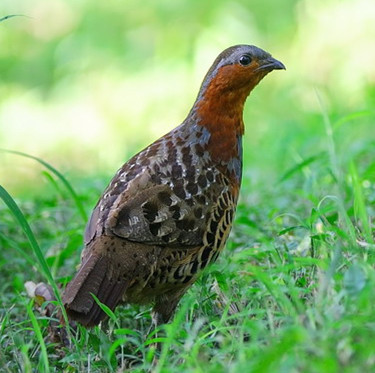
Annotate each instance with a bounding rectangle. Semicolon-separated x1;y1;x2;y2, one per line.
62;248;127;327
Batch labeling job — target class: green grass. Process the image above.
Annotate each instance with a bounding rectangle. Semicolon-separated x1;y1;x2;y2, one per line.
0;107;374;372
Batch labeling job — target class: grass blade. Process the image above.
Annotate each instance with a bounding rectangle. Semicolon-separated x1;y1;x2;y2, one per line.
0;184;55;285
0;185;67;310
317;195;357;247
1;149;87;222
0;184;72;333
333;110;372;130
349;161;373;244
0;231;35;267
279;153;324;182
91;293;117;323
0;14;30;23
316;90;341;185
26;301;49;372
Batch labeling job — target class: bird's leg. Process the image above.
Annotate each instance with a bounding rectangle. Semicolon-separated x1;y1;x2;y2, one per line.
152;299;178;326
147;301;176;345
147;294;182;369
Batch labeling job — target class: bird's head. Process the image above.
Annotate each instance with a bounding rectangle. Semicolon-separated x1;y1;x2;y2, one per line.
197;44;285;103
193;44;285;138
189;45;285;167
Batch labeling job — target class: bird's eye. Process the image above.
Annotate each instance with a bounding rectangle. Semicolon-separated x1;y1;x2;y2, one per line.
239;55;252;66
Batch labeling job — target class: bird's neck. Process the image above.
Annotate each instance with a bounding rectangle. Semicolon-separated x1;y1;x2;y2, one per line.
191;64;257;167
186;63;264;183
191;86;248;184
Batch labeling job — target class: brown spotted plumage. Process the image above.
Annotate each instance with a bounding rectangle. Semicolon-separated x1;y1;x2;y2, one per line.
63;44;285;327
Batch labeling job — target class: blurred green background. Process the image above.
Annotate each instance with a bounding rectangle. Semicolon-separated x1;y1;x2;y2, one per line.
1;0;374;196
1;2;374;371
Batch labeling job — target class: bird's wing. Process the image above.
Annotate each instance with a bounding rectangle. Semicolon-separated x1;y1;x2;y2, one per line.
109;183;209;246
85;164;232;248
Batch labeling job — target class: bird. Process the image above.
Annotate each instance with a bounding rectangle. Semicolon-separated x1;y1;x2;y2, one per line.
62;44;285;328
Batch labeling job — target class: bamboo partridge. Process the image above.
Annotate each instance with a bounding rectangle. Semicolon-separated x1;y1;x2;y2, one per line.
62;44;285;327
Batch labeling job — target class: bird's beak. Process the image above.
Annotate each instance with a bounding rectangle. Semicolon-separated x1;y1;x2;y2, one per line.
256;57;286;72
